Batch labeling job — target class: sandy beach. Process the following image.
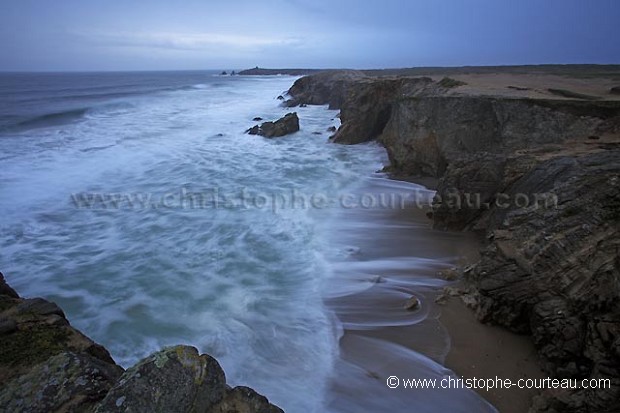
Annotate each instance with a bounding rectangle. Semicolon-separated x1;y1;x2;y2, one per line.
321;172;547;412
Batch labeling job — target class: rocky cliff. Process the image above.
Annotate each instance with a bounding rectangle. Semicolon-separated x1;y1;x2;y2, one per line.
0;273;283;413
287;71;620;412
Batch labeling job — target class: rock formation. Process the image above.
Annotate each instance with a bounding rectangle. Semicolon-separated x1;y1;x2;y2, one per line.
0;274;283;413
286;71;620;412
247;112;300;138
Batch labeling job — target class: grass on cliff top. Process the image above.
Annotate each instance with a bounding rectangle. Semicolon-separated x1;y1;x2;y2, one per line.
547;88;600;101
438;77;468;88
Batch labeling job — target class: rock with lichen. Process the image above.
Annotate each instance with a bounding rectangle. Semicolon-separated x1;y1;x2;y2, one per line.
95;345;284;413
0;352;123;412
95;346;226;413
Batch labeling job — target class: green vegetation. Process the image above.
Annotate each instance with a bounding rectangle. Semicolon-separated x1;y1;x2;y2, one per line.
0;325;69;368
362;64;620;80
438;77;468;88
547;88;600;101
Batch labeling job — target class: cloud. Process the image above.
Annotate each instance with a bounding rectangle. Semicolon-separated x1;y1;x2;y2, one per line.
81;31;303;52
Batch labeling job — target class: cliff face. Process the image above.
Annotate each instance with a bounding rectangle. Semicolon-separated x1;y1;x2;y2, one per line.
287;72;620;412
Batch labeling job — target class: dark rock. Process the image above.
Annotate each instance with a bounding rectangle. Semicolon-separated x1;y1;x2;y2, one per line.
404;296;420;311
0;272;18;298
247;113;299;138
0;283;118;385
246;125;260;135
611;86;620;95
0;352;123;413
253;117;263;121
0;319;17;334
299;103;307;107
312;131;322;135
276;95;285;100
16;298;65;318
327;126;337;132
210;386;284;413
282;99;299;108
95;346;227;413
220;71;227;75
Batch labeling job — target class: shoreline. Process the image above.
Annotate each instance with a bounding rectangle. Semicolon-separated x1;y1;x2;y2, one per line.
323;171;545;412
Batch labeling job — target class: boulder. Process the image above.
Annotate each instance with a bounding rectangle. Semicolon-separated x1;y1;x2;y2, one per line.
247;113;300;138
95;345;284;413
95;346;226;413
404;296;420;311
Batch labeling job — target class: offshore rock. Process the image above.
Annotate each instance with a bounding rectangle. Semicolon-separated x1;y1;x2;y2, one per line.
247;112;299;138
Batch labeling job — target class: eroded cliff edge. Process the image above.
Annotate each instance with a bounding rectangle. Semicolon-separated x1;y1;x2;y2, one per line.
286;71;620;412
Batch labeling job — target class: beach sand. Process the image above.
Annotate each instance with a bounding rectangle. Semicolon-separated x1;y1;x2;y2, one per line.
325;173;545;412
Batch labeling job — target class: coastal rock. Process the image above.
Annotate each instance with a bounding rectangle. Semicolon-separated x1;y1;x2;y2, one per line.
253;117;263;121
247;113;299;138
0;275;286;412
0;274;123;412
286;70;620;412
0;352;123;413
95;346;227;413
287;70;366;109
209;386;284;413
0;272;18;298
0;292;117;386
95;345;284;413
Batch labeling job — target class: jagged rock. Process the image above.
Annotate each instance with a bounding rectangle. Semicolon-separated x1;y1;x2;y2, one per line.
0;272;18;298
95;345;284;413
327;126;337;132
0;293;117;385
253;117;263;121
276;95;284;100
210;386;284;413
287;70;366;109
96;346;226;413
247;113;299;138
0;352;123;413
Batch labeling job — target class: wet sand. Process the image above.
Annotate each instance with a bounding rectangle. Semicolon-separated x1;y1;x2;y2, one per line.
323;173;543;412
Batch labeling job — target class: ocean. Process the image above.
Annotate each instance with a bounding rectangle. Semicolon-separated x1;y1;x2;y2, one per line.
0;71;495;412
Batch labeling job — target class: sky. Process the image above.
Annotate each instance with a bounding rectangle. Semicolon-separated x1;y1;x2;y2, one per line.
0;0;619;72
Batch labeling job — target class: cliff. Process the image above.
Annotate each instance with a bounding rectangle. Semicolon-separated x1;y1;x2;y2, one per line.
0;273;283;413
287;70;620;412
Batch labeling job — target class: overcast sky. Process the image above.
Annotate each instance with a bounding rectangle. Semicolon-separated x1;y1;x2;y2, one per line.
1;0;619;71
